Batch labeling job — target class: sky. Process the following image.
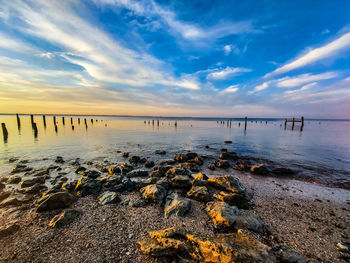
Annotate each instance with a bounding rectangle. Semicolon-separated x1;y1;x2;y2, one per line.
0;0;350;118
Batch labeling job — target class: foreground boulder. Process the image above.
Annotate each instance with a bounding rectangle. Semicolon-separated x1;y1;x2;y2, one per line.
214;160;230;169
36;192;76;212
126;169;148;178
138;227;275;262
208;176;246;194
213;191;249;209
186;186;211;202
206;201;264;233
74;177;102;196
174;152;198;163
49;209;82;228
11;164;32;174
140;184;166;204
98;191;119;205
164;194;191;219
20;177;46;188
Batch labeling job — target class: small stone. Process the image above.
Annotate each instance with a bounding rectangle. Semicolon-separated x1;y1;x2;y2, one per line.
98;191;119;205
250;164;269;175
49;209;82;228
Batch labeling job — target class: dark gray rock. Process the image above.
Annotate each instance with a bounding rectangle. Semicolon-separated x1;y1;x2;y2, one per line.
164;194;191;219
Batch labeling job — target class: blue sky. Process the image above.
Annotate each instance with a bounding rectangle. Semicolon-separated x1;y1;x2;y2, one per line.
0;0;350;118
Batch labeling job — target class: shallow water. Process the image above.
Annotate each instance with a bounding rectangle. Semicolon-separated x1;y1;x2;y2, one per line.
1;114;350;189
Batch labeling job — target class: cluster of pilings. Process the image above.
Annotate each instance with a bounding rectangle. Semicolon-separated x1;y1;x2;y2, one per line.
217;117;248;130
1;114;104;143
145;119;177;127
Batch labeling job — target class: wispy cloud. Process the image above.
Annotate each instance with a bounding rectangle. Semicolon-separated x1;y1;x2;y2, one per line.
266;31;350;77
223;44;240;56
253;82;269;92
220;85;239;93
285;82;318;95
95;0;259;41
276;72;337;88
207;66;251;80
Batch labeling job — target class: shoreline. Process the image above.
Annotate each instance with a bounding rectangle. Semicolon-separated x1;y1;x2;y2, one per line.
0;148;349;262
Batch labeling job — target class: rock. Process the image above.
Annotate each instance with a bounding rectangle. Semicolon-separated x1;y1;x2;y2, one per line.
150;165;172;177
9;158;18;163
139;158;147;163
70;158;80;166
49;209;82;228
164;194;191;219
160;159;176;165
20;176;46;188
193;156;203;165
86;170;100;179
219;152;238;160
133;177;158;190
120;152;129;157
192;173;209;187
104;176;124;188
32;170;49;177
74;177;102;196
177;162;199;172
128;156;140;164
11;164;32;174
220;148;227;152
250;164;269;175
120;198;147;207
140;184;166;204
75;166;87;174
61;180;78;192
156;177;170;189
36;192;76;212
138;227;275;262
213;191;249;209
214;160;230;169
174;152;198;163
85;161;93;165
233;161;251;171
0;224;20;239
98;191;119;205
234;211;265;233
126;169;148;178
208;176;246;194
155;150;166;155
224;140;232;144
0;182;4;190
55;156;65;163
107;166;121;175
187;186;211;202
0;197;25;208
206;201;239;228
170;175;192;189
0;191;11;202
277;246;307;263
186;230;275;262
273;167;295;176
120;163;133;173
144;161;155;168
205;145;210;149
18;183;48;195
166;167;191;177
336;242;349;252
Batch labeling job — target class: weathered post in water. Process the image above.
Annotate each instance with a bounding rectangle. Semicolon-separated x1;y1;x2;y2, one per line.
30;114;34;125
72;125;75;130
157;120;159;126
55;125;58;133
33;122;38;138
301;116;304;131
71;117;73;125
84;118;87;125
91;119;93;124
284;119;287;129
53;116;56;125
16;114;21;130
43;115;46;128
292;117;295;130
244;117;247;130
62;117;65;125
2;123;8;142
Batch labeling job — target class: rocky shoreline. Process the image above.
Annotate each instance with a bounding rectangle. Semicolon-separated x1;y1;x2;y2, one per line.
0;147;349;262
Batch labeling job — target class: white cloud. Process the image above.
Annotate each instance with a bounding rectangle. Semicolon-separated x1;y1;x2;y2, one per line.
207;66;251;80
254;82;269;92
276;72;336;88
285;82;318;95
223;44;240;56
220;85;239;93
266;31;350;77
95;0;259;41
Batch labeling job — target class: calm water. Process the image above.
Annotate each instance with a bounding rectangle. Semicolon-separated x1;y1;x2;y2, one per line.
1;114;350;189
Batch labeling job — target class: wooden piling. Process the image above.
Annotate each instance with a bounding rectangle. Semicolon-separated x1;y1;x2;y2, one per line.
30;114;34;125
54;125;58;133
72;125;75;130
62;117;65;125
157;120;159;126
244;117;247;130
16;114;21;129
152;120;154;126
284;119;287;129
292;117;295;130
175;121;177;127
84;118;87;125
301;116;304;131
91;119;93;124
53;116;56;125
78;118;80;124
71;117;73;125
43;115;46;127
33;122;38;138
2;123;8;142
